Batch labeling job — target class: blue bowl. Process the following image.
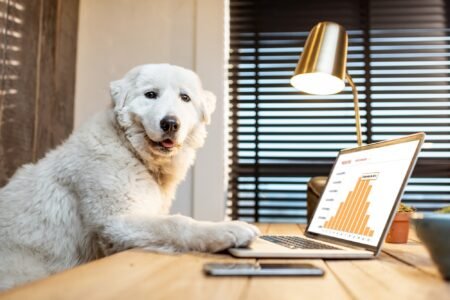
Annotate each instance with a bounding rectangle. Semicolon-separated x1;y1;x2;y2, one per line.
411;212;450;280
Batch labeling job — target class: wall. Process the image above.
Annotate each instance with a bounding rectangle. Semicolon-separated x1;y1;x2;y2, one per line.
75;0;226;219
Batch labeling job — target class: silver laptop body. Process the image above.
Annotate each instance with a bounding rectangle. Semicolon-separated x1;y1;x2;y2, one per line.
229;133;425;259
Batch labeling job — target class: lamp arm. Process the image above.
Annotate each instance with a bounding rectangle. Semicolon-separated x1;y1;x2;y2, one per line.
346;72;363;147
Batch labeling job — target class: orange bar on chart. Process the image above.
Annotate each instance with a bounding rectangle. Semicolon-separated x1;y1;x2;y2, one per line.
343;180;368;232
356;185;372;233
335;190;354;230
330;202;344;229
338;179;362;230
327;214;334;228
358;214;370;235
334;192;353;230
344;180;368;232
363;227;370;236
344;180;364;230
323;175;376;236
350;185;372;234
328;217;335;228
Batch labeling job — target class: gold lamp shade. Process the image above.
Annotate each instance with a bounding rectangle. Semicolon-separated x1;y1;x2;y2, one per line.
290;22;348;95
290;21;363;146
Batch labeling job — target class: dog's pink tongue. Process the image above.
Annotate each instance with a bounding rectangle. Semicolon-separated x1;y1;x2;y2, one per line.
161;139;175;148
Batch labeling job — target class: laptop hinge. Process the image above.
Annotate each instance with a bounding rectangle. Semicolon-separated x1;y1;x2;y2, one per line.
304;231;375;252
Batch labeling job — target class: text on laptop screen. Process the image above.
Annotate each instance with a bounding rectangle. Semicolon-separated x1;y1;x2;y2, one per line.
308;140;420;247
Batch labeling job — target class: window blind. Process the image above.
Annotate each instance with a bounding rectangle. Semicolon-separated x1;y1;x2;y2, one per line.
228;0;450;223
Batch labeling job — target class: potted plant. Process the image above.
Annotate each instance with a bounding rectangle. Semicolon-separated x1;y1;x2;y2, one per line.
386;203;415;243
436;206;450;214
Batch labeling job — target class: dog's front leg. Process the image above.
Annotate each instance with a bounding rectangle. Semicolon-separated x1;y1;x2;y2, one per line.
97;214;260;254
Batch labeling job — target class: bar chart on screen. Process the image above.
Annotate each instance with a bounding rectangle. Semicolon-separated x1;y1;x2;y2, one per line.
308;139;420;247
323;173;378;237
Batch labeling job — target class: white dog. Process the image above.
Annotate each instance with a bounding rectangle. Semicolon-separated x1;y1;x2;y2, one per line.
0;64;259;290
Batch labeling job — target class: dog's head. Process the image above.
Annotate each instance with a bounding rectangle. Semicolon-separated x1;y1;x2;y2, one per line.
110;64;216;158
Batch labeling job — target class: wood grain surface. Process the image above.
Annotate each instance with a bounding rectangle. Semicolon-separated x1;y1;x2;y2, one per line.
0;224;448;300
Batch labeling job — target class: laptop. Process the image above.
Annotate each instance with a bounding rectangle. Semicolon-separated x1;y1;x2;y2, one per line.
229;133;425;259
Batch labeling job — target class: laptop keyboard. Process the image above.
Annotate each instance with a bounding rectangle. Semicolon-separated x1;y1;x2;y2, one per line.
260;235;341;250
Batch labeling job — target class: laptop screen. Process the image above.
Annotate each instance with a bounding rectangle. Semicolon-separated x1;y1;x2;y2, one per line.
307;137;422;248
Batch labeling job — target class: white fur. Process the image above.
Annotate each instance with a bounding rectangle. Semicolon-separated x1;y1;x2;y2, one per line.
0;64;259;291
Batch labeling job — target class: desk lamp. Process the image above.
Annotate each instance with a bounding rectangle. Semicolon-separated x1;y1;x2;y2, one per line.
290;21;363;147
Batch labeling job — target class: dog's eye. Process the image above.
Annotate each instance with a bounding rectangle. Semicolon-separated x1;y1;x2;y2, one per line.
180;93;191;102
144;91;158;99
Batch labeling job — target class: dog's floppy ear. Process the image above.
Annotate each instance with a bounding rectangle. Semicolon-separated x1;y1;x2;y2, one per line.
110;79;127;109
201;90;217;124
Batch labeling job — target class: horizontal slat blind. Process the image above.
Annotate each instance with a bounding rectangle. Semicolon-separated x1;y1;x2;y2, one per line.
369;0;450;211
228;0;450;223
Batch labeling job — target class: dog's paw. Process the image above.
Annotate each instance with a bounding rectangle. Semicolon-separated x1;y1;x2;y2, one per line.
195;221;260;253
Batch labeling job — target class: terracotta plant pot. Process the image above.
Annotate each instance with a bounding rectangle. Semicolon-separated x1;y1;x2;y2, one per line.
386;212;411;243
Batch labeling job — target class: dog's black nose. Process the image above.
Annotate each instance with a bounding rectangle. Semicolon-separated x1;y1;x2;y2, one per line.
160;116;180;133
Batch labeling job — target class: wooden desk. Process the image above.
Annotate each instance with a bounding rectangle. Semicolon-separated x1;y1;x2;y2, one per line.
1;224;449;300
